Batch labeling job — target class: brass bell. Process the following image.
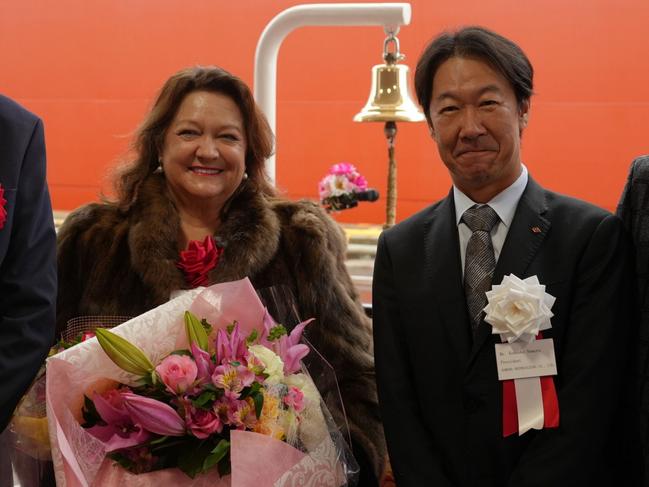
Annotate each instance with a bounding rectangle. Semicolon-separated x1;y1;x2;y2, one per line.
353;34;425;123
353;31;424;228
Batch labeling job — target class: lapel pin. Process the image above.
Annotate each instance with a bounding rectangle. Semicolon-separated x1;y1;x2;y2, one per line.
531;226;542;234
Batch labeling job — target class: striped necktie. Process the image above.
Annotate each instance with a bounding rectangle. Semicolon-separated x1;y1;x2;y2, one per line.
462;204;500;334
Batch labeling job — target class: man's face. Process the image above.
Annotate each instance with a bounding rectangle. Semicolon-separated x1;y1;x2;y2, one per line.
428;56;529;202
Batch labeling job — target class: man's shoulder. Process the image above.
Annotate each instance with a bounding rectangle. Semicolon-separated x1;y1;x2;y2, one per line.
629;154;649;175
383;197;448;240
0;94;39;127
541;186;612;223
623;154;649;186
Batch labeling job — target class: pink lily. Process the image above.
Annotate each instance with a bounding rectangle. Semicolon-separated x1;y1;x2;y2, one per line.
215;323;247;364
122;393;185;436
87;389;151;452
271;318;314;374
191;342;214;384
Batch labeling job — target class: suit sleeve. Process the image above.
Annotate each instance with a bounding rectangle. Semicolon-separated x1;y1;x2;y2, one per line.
616;156;649;478
0;118;56;431
372;232;454;486
507;214;638;486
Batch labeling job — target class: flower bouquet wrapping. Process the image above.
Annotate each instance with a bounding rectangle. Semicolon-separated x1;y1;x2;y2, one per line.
5;318;128;487
46;278;356;486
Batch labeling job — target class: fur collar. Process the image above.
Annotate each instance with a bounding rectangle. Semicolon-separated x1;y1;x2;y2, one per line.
128;175;281;301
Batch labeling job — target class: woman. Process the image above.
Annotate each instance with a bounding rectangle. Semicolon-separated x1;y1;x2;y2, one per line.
56;66;385;485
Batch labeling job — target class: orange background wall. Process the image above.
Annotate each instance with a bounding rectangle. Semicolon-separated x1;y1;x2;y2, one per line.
1;0;648;224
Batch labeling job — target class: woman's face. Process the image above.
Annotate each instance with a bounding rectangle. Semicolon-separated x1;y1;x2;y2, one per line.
160;90;247;211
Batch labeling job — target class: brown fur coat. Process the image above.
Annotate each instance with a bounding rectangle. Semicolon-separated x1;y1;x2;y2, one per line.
56;174;386;479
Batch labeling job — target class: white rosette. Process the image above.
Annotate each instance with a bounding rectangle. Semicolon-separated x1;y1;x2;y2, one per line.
483;274;555;343
483;274;557;435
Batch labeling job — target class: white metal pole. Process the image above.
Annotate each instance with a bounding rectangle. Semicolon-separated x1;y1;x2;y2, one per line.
254;3;412;185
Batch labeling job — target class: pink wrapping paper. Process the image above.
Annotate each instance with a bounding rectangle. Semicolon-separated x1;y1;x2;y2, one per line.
46;279;346;487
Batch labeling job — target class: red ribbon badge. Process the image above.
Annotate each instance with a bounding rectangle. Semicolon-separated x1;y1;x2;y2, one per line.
0;184;7;229
502;332;560;437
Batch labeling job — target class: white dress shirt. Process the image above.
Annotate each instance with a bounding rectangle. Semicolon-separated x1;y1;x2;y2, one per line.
454;165;529;276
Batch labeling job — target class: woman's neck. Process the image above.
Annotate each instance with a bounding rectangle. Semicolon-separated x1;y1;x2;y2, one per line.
177;206;221;249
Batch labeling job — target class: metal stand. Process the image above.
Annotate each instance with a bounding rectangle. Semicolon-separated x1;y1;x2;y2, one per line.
384;121;397;228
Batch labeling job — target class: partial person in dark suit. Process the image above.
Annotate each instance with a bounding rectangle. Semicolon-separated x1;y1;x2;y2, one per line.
0;94;57;485
372;26;639;486
617;154;649;483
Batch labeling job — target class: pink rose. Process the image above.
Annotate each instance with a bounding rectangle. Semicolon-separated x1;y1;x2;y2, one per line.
186;407;223;439
283;386;305;412
155;355;198;394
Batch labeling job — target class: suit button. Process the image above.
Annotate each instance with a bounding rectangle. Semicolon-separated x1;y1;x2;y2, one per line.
464;397;480;413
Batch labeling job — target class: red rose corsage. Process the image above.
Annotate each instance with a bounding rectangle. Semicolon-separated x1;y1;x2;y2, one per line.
0;184;7;229
176;235;223;288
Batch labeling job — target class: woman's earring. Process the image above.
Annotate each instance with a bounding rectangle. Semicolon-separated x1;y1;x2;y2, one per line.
154;158;164;174
243;172;248;180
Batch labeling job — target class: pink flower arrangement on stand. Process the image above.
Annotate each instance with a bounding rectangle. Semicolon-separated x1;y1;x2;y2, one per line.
318;163;374;212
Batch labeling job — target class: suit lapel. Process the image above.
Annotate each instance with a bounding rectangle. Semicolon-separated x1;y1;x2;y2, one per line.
424;192;472;362
468;177;551;365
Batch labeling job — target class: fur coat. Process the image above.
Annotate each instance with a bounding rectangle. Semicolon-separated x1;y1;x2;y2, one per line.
56;174;386;480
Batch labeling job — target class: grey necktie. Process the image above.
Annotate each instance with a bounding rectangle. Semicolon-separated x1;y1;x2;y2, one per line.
462;205;500;333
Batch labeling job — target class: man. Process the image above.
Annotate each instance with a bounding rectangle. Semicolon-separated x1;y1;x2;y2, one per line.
373;26;638;486
617;154;649;481
0;94;56;429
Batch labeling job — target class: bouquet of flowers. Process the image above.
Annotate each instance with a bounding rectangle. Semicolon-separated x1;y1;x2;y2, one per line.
5;318;129;487
318;163;376;212
46;278;355;486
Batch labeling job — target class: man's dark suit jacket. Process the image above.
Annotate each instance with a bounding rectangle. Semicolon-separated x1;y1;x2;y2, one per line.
0;95;56;431
373;176;637;486
617;155;649;481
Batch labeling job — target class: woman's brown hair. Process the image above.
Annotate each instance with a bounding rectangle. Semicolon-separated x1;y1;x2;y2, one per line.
115;66;276;211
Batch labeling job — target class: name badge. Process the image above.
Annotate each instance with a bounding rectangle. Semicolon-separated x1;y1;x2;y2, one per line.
495;338;557;381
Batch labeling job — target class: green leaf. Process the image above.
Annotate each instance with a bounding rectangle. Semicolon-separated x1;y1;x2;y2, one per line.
178;440;213;479
184;311;209;351
81;394;101;427
192;390;216;408
246;329;259;344
108;452;136;472
239;381;261;400
226;321;237;334
202;439;230;472
252;391;264;418
267;324;287;341
170;349;192;357
200;318;213;335
150;437;189;453
217;453;231;477
149;435;169;446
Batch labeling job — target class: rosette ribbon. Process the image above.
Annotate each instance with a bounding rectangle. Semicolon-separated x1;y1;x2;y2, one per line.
483;274;560;436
